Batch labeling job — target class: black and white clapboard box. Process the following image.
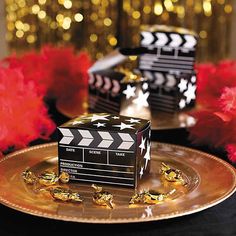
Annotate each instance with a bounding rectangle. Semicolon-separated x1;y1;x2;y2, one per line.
138;25;198;113
142;71;196;113
139;25;198;75
88;48;150;116
57;113;151;188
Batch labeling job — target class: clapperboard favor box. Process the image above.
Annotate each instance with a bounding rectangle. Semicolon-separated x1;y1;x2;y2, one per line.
138;25;198;113
57;113;151;188
88;48;151;119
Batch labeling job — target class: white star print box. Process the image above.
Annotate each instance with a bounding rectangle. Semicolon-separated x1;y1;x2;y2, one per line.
57;113;151;188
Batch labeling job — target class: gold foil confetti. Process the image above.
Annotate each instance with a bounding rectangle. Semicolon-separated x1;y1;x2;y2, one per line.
92;184;114;209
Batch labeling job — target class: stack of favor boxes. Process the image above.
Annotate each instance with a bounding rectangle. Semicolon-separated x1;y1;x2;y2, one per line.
138;25;198;113
87;25;198;116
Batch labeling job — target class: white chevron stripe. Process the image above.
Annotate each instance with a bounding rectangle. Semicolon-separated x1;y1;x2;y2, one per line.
103;77;112;90
112;79;120;94
98;131;113;140
143;70;154;80
58;128;73;137
78;130;93;139
98;131;114;148
98;140;114;148
95;75;103;88
166;74;176;87
154;72;165;85
183;35;197;48
58;128;74;144
118;133;134;142
59;137;74;144
78;139;93;146
77;130;94;146
118;142;134;150
141;32;154;45
118;133;134;150
169;33;182;47
155;33;168;46
88;73;95;85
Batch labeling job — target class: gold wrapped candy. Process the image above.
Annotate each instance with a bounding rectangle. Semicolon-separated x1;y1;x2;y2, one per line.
22;169;70;193
129;189;176;205
92;184;114;209
38;171;70;186
22;168;70;187
160;162;185;185
49;187;83;203
22;169;84;203
59;172;70;184
22;169;38;185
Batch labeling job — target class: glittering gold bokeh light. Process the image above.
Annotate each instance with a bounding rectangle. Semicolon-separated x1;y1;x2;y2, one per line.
5;0;234;62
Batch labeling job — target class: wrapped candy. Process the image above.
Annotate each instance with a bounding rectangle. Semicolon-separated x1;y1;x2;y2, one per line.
91;184;114;209
22;169;38;185
38;171;70;186
129;189;176;205
160;162;185;185
22;169;70;186
22;169;83;202
49;187;83;203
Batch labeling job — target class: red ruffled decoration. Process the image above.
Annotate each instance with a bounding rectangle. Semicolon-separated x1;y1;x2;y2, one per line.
195;60;236;109
6;51;49;96
226;144;236;162
219;87;236;115
6;45;92;115
41;45;92;107
0;66;55;157
1;45;92;157
189;60;236;162
189;108;236;148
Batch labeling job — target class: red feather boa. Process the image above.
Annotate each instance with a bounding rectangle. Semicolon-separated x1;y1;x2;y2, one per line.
189;60;236;162
0;45;92;157
0;66;55;156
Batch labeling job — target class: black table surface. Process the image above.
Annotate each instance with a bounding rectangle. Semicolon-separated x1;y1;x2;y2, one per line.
1;108;236;236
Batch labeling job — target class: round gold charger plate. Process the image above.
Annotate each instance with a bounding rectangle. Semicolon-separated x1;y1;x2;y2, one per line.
0;142;235;224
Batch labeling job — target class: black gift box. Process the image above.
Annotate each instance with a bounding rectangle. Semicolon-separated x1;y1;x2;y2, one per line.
57;113;151;188
138;25;198;113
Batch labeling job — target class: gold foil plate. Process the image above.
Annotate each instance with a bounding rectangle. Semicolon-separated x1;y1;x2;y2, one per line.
0;142;235;223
